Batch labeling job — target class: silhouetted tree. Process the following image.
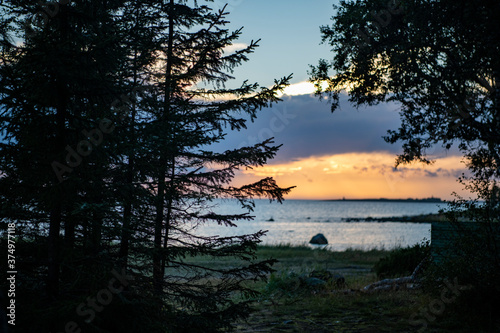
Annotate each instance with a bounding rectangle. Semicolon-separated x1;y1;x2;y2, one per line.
1;0;293;331
310;0;499;179
311;1;500;328
121;1;293;330
0;0;129;299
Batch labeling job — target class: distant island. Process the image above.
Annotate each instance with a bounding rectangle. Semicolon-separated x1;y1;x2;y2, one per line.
325;197;443;203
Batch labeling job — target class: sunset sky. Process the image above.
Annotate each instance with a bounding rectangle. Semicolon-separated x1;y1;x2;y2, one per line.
215;0;468;200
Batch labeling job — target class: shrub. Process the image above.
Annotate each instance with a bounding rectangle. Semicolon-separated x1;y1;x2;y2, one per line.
264;271;303;297
424;195;500;331
373;241;430;279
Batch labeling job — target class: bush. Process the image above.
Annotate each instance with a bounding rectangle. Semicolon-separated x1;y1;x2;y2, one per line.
0;237;176;333
425;218;500;331
373;241;430;279
264;271;304;297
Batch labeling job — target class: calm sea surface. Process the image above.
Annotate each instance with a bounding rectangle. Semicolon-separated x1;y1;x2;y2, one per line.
196;199;446;251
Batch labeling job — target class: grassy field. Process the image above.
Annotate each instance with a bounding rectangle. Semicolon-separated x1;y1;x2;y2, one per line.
198;245;473;333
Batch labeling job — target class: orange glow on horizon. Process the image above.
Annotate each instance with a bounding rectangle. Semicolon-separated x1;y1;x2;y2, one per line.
233;152;468;200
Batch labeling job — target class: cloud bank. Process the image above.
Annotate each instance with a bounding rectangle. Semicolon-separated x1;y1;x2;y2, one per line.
219;93;404;161
213;92;467;199
234;152;467;200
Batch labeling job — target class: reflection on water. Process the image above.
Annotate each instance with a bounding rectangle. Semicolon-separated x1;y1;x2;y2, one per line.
197;220;431;251
195;199;439;250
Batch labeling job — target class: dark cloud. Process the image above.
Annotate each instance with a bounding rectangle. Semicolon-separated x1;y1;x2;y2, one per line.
217;93;403;162
424;170;439;177
368;164;466;179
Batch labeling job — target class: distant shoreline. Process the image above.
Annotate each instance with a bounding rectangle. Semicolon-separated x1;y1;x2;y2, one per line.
324;198;443;203
341;213;447;223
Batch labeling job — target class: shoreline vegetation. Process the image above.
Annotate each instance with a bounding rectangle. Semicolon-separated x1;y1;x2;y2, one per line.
223;244;478;332
341;213;449;223
324;197;444;203
4;240;487;332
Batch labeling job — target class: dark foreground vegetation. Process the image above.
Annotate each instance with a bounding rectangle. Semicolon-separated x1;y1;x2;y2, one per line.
3;239;498;332
307;0;500;329
2;0;500;331
0;1;292;332
233;244;499;333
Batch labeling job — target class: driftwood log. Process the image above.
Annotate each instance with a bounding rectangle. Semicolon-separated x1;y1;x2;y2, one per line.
362;256;429;292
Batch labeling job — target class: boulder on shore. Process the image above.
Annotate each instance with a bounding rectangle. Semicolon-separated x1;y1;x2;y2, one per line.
309;269;345;288
309;233;328;245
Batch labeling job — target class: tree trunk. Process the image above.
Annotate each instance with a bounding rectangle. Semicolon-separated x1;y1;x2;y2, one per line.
48;75;68;298
119;34;140;268
161;160;175;273
64;213;75;250
47;205;61;298
119;196;132;268
61;210;75;280
119;129;135;267
153;164;166;292
153;0;175;293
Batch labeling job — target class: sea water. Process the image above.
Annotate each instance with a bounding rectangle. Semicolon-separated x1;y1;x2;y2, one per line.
196;199;445;251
